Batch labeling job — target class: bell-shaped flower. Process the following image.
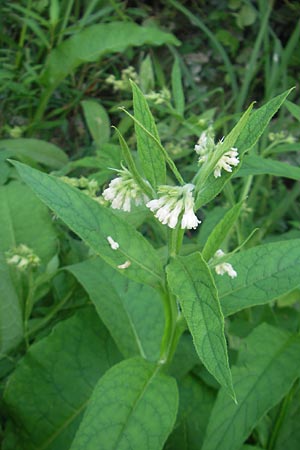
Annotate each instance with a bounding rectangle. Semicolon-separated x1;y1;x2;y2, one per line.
214;147;239;178
214;249;237;278
146;184;200;230
102;167;148;212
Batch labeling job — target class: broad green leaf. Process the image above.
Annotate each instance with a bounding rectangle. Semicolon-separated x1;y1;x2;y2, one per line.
196;89;292;208
216;239;300;317
165;375;216;450
202;201;243;261
169;333;199;380
274;384;300;450
131;81;166;188
67;257;164;361
3;308;121;450
41;22;180;87
81;100;110;147
0;181;57;263
0;138;67;168
71;357;178;450
235;154;300;180
12;161;163;287
171;57;185;116
202;323;300;450
167;253;235;400
0;253;23;357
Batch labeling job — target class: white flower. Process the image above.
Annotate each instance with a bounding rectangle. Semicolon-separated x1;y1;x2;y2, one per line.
146;184;200;230
107;236;119;250
214;147;239;178
6;244;41;271
117;260;131;269
194;129;215;164
214;249;237;278
102;167;148;212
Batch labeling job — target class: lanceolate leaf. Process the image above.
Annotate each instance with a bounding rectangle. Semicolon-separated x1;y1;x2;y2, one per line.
12;161;163;287
202;323;300;450
202;201;243;261
3;308;121;450
131;81;166;188
41;22;180;87
81;100;110;147
71;357;178;450
167;253;235;400
171;57;185;116
67;257;164;361
216;239;300;317
235;154;300;180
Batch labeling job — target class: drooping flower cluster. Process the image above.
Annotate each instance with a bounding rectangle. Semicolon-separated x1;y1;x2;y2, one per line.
146;184;200;230
214;249;237;278
194;129;215;164
102;167;149;212
213;147;239;178
194;131;240;178
6;244;41;271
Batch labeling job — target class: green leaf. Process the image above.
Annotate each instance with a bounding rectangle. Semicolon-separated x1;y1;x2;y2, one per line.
274;384;300;450
3;308;121;450
71;357;178;450
285;99;300;122
11;161;163;287
202;323;300;450
216;239;300;317
235;154;300;180
0;138;68;169
165;374;216;450
67;257;164;361
81;100;110;147
167;253;235;400
0;253;23;357
139;54;155;93
236;88;294;154
171;57;185;116
131;80;166;188
41;22;180;87
0;181;57;263
202;201;243;261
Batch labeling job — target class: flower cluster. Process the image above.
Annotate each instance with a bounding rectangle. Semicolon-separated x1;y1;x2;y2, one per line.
106;66;139;92
214;249;237;278
194;131;240;178
146;184;200;230
194;129;215;164
213;147;239;178
145;87;171;105
102;167;148;212
6;244;41;271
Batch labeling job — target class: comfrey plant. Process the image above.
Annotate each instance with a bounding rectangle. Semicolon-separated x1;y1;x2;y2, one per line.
8;84;298;450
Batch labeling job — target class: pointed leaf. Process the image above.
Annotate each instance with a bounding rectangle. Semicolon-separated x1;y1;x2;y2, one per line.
71;357;178;450
236;154;300;180
202;323;300;450
202;201;243;261
11;161;163;287
171;57;185;116
167;252;235;399
3;308;121;450
131;81;166;188
81;100;110;147
67;257;164;361
216;239;300;317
